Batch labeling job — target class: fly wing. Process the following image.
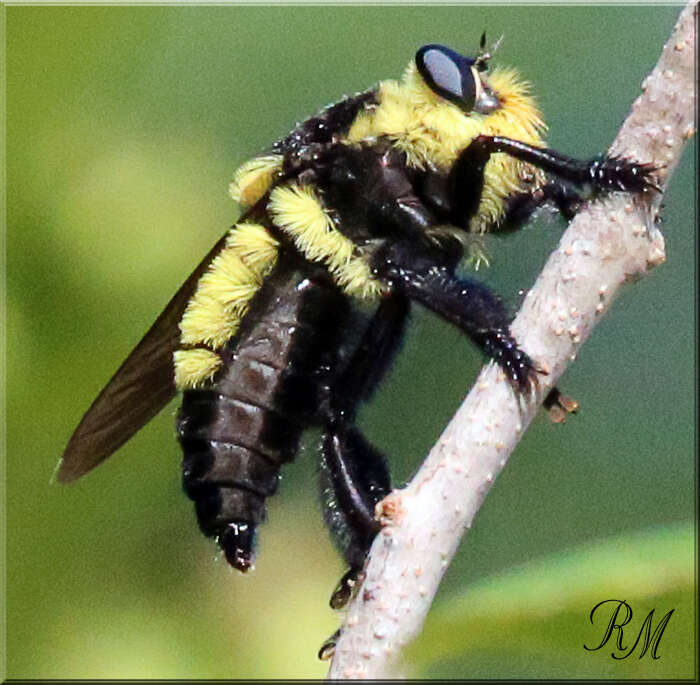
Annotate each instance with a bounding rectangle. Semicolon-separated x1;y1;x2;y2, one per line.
57;232;230;483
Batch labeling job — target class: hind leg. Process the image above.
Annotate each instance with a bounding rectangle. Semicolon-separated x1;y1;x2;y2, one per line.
320;425;391;609
319;295;410;609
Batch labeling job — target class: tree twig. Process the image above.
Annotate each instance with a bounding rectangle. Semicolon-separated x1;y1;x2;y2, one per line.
327;1;696;678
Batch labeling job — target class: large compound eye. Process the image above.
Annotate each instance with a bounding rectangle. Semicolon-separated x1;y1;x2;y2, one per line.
416;44;478;110
415;43;500;114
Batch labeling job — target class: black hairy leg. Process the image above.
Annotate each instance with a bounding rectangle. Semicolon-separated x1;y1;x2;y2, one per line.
372;240;540;392
319;296;409;613
449;135;659;230
442;134;660;401
330;294;411;414
320;426;390;609
371;242;578;419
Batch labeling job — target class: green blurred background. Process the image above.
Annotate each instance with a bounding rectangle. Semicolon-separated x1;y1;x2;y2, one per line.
4;4;695;680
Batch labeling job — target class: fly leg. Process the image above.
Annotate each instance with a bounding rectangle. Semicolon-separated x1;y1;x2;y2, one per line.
317;295;409;652
423;135;658;406
450;135;659;228
372;241;580;421
372;240;542;392
317;295;409;659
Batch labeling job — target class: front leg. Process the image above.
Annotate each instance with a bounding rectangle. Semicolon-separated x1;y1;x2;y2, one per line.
372;240;540;392
450;135;659;229
458;135;658;194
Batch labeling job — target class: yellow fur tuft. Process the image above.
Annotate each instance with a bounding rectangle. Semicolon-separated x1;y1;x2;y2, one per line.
346;61;547;232
268;183;384;299
229;154;283;207
175;222;279;389
180;289;239;349
225;222;279;277
173;348;223;390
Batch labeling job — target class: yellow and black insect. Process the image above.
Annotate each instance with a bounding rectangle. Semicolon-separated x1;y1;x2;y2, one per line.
59;38;655;610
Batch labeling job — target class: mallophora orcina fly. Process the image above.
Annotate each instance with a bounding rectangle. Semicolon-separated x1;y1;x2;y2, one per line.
59;38;656;616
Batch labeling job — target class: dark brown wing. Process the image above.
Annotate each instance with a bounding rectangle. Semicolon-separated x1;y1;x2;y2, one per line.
57;232;230;483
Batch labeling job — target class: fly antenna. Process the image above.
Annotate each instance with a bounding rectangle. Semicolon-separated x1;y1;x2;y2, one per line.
475;32;503;71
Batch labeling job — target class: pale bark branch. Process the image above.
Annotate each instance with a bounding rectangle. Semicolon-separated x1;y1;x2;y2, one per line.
327;1;696;678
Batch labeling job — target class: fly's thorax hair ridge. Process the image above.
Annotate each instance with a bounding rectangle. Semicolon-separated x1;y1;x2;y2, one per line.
346;60;548;233
267;182;385;300
175;222;280;390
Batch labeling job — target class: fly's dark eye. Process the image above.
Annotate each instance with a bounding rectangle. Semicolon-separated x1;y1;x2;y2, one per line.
415;44;478;111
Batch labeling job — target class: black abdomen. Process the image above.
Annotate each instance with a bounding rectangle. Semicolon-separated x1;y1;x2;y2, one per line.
176;264;348;571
